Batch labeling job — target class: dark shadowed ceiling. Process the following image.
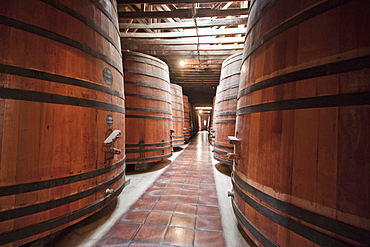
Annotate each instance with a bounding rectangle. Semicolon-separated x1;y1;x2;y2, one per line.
117;0;248;107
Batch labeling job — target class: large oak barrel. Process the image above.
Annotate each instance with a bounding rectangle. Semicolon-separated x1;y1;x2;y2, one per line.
189;102;199;137
209;96;216;145
183;95;191;142
190;101;199;136
213;52;242;166
123;51;172;168
232;0;370;246
170;84;185;148
0;1;127;246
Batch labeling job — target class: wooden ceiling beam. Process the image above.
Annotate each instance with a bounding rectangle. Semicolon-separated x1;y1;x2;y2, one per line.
170;69;221;74
172;76;219;80
162;56;229;61
169;69;220;74
174;72;218;76
120;27;246;38
171;79;219;83
181;85;217;89
172;67;221;70
121;43;243;51
170;68;221;72
172;75;219;79
171;74;220;78
118;8;248;19
136;50;241;56
169;64;221;67
124;5;154;33
119;17;247;29
121;36;244;45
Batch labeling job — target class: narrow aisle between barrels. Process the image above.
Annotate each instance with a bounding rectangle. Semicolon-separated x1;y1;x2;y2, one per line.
96;131;226;246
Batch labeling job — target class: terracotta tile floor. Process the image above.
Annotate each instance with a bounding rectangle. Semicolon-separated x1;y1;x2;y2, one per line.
96;133;226;247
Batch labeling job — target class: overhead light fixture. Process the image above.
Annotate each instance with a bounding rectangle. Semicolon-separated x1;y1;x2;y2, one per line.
180;60;186;66
195;106;212;110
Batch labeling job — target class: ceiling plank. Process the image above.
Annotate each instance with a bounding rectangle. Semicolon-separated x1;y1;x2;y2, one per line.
118;8;248;19
119;17;247;29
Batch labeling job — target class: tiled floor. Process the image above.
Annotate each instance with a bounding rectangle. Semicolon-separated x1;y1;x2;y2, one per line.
39;131;248;246
96;132;226;247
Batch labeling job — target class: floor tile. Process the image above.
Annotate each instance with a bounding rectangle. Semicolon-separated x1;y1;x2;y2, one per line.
181;189;199;196
144;212;172;226
195;230;225;246
139;193;160;202
169;214;196;228
133;225;167;243
163;227;195;246
128;242;159;247
145;187;165;195
163;187;182;195
159;194;179;202
105;223;139;240
171;177;187;183
186;179;200;184
197;196;219;206
166;182;183;188
118;211;149;224
196;216;223;231
178;195;199;204
200;184;217;190
156;178;171;183
197;205;221;217
152;182;168;188
95;238;129;247
130;200;155;211
199;189;217;198
152;201;177;212
175;203;197;215
183;184;200;190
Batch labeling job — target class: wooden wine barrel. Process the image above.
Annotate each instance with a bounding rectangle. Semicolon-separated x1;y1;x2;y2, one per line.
213;52;242;166
209;96;216;145
0;1;127;246
231;0;370;246
190;101;199;136
170;84;185;148
123;51;172;168
183;95;191;142
188;100;196;138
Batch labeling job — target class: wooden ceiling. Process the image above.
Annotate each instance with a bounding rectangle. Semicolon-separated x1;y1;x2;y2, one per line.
118;0;248;106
